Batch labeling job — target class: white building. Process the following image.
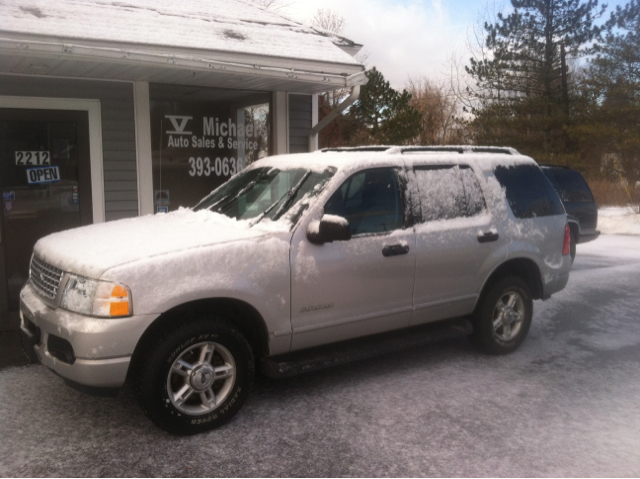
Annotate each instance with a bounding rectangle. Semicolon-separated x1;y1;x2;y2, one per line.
0;0;366;330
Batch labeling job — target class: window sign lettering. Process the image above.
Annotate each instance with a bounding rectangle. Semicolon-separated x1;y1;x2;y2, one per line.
151;84;271;212
15;151;51;165
26;166;61;184
163;115;267;158
187;157;237;177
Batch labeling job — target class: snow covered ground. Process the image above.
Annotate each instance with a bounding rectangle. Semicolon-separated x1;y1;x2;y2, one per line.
598;207;640;235
1;234;640;476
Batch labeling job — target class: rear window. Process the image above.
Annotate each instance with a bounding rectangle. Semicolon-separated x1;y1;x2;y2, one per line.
494;165;564;219
543;168;594;203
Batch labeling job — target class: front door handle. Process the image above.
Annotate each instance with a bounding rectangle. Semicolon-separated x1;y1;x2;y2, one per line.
382;244;410;257
477;231;499;243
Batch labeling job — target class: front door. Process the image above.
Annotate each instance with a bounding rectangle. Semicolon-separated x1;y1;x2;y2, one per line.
0;109;92;330
290;167;416;351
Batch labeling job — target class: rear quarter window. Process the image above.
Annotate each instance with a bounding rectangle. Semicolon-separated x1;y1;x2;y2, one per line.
494;164;564;219
543;168;595;203
414;165;486;221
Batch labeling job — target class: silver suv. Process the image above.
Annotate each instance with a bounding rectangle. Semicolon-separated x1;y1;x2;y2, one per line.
20;146;572;435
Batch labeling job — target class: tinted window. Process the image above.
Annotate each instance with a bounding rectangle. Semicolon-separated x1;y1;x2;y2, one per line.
324;168;402;235
494;165;564;218
414;165;486;221
543;168;594;203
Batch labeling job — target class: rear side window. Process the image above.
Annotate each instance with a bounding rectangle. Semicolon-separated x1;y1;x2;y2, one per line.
543;168;594;203
494;165;564;218
414;165;486;221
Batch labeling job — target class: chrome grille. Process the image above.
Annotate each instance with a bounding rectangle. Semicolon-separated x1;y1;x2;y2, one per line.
30;255;64;300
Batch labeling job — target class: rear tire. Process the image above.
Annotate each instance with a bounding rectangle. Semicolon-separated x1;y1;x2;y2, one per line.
570;231;577;263
470;276;533;355
132;316;254;435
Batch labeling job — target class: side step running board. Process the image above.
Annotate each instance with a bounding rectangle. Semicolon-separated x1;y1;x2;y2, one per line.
260;318;473;379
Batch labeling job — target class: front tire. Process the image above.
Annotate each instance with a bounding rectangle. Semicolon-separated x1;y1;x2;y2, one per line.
470;276;533;355
132;317;254;435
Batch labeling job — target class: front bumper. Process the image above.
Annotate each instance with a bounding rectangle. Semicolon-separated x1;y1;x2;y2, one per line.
20;283;158;389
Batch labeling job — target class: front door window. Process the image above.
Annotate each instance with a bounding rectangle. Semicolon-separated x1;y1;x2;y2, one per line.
324;167;403;235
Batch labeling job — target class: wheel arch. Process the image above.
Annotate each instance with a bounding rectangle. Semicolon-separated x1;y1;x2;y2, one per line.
129;297;271;374
567;217;580;242
477;257;544;306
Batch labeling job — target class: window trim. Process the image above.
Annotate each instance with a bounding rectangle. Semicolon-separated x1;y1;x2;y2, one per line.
0;95;105;223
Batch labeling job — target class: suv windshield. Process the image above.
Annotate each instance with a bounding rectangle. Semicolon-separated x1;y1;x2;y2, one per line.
194;167;335;224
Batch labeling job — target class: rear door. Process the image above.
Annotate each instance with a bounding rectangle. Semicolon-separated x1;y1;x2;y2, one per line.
410;163;505;326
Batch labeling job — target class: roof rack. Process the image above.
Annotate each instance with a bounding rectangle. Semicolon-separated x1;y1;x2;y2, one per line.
319;145;519;155
320;146;392;153
538;163;571;169
399;146;518;155
397;146;464;154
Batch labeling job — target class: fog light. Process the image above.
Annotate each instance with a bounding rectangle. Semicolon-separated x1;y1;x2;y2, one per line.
47;335;76;364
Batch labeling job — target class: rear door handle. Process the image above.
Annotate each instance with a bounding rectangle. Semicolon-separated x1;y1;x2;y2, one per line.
477;231;499;243
382;244;410;257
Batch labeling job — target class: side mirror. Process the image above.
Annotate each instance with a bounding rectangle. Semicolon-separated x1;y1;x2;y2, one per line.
307;214;352;244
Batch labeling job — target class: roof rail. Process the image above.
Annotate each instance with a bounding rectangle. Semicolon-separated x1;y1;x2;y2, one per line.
538;163;571;169
318;145;520;155
469;147;517;155
399;146;464;154
320;146;392;153
399;146;518;155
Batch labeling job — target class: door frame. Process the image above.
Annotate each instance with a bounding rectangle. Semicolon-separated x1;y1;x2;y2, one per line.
0;96;105;223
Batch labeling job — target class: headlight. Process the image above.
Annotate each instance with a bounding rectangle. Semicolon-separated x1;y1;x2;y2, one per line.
61;275;132;318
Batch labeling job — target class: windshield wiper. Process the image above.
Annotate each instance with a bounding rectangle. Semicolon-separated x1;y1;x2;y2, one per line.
204;179;258;213
273;171;312;219
250;170;311;226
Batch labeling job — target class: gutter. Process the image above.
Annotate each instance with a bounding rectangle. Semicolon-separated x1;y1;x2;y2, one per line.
308;85;362;151
0;35;367;88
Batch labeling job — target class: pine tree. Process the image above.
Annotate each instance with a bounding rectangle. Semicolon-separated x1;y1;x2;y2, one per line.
349;67;421;145
466;0;605;161
571;0;640;205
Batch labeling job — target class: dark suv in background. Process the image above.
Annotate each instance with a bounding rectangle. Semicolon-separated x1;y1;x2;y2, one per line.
540;165;599;260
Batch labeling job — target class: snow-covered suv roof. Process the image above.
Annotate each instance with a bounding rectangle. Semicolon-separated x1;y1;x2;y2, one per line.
250;146;536;175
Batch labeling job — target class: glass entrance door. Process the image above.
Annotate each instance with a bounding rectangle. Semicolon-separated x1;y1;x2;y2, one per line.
0;109;92;330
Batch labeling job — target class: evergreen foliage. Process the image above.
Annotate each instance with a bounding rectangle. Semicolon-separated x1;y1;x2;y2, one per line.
466;0;605;162
350;67;421;145
318;67;421;147
571;0;640;201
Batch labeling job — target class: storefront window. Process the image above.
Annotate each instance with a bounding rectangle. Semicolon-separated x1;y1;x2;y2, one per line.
150;84;270;212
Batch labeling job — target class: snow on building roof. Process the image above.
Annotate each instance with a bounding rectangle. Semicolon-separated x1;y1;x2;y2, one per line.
0;0;362;68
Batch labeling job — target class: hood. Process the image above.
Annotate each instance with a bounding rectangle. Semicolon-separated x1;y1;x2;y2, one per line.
34;208;288;278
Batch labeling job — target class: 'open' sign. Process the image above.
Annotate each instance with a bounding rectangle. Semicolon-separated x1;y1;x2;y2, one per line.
26;166;61;184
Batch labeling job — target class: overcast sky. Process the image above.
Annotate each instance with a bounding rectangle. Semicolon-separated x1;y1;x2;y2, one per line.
285;0;627;90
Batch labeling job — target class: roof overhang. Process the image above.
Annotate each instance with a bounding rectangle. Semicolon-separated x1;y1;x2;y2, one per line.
0;32;367;93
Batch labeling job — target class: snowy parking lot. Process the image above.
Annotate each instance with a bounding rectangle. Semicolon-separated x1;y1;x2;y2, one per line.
1;234;640;477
